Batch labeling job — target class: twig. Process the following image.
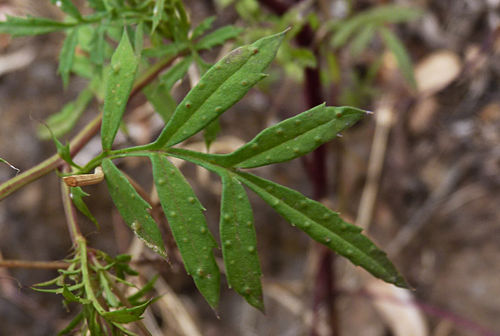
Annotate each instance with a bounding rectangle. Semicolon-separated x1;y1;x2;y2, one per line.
356;95;397;230
0;259;69;269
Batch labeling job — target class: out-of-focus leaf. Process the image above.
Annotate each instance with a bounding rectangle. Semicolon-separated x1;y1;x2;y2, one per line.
57;311;84;336
379;27;416;88
154;30;286;148
152;0;165;33
150;153;220;308
101;30;139;150
142;41;189;58
350;24;375;57
236;172;408;288
58;28;79;88
220;172;263;311
134;22;144;56
143;82;176;123
51;0;82;19
90;24;106;65
159;56;192;90
70;187;99;228
37;85;94;140
191;16;215;40
127;275;158;305
102;159;167;258
331;5;422;48
213;104;364;168
0;15;76;36
195;25;243;51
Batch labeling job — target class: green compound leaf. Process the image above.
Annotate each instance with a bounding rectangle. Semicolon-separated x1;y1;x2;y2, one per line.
70;187;99;228
101;30;139;151
195;25;244;51
379;27;416;88
58;27;79;88
214;104;365;168
150;153;220;308
220;172;263;311
102;299;152;323
235;172;408;288
37;85;94;140
0;15;76;37
154;30;287;148
102;159;167;258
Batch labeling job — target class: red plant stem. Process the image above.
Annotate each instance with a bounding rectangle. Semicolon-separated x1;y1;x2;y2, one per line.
258;1;338;335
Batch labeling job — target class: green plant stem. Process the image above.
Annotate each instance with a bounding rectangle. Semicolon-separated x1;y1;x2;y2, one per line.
61;168;83;244
0;53;187;201
78;235;106;315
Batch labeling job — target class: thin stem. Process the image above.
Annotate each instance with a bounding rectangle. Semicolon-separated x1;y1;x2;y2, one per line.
78;236;106;315
61;166;83;244
0;260;69;269
0;53;186;201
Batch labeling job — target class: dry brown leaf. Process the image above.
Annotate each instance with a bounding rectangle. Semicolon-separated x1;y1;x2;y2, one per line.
415;51;461;97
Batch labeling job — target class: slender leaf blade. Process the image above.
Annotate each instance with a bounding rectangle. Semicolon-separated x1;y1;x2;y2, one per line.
102;159;167;258
0;15;75;36
379;27;416;88
155;30;286;148
214;104;365;168
37;86;94;140
159;56;192;90
236;172;407;288
51;0;82;19
70;187;99;228
102;299;152;323
220;172;263;311
195;25;243;51
191;16;215;40
58;28;79;88
101;30;139;150
150;153;220;307
152;0;165;33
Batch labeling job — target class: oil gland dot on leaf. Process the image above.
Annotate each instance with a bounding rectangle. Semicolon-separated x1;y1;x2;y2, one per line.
185;102;192;108
275;128;283;135
158;178;166;186
223;214;231;221
200;227;207;234
246;221;252;227
252;48;259;55
132;221;141;231
250;143;258;149
188;197;196;204
169;211;177;217
197;268;205;277
247;246;255;253
112;64;121;73
182;237;189;243
224;240;232;247
244;286;252;294
293;147;300;154
336;111;342;118
215;106;222;113
294;119;301;125
304;221;311;228
241;80;248;86
324;237;331;243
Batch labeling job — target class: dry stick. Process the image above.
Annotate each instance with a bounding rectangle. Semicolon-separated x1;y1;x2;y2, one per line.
0;259;69;269
0;53;185;201
356;95;396;231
